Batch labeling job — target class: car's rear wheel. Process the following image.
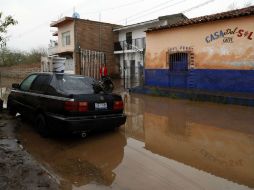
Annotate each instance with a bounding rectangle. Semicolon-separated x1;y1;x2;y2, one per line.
35;114;50;137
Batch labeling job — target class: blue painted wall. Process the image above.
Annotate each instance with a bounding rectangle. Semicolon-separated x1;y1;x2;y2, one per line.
145;69;254;93
144;69;169;87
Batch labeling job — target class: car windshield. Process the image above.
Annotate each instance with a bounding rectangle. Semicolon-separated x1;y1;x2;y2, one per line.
51;74;96;95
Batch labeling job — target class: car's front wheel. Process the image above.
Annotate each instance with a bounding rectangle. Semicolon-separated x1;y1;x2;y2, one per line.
7;100;17;116
35;114;50;137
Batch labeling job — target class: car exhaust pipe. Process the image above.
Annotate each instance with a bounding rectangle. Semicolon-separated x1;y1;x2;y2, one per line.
81;132;87;138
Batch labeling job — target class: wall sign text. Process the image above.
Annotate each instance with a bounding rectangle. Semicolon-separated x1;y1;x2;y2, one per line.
205;27;253;43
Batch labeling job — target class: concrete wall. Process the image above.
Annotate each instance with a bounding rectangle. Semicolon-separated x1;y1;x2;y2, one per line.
0;63;41;88
145;15;254;93
0;63;41;78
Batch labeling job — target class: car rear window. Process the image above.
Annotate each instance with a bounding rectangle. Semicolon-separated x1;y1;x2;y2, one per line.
51;74;95;95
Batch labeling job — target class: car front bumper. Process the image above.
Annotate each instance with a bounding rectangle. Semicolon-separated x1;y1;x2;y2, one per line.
45;112;127;132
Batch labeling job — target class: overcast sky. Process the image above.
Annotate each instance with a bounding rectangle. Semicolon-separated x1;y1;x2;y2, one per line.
1;0;253;51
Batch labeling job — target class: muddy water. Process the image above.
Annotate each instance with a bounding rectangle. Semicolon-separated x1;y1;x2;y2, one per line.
18;94;254;190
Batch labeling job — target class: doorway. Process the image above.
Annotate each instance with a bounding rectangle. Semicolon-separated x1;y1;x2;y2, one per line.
169;52;188;88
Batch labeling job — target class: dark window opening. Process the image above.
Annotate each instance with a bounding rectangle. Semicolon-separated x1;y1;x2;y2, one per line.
169;52;189;72
126;32;132;44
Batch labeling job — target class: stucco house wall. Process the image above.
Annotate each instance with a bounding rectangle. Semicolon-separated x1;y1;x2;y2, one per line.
57;22;75;53
145;15;254;93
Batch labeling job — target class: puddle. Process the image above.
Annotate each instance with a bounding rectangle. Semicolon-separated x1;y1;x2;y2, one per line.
18;94;254;189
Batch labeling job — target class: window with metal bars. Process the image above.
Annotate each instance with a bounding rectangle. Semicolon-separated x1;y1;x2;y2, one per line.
168;52;189;71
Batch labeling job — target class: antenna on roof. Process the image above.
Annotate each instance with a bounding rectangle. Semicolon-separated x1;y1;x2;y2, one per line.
58;14;63;20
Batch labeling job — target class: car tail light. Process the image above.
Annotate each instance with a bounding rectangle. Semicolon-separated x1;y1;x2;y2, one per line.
64;101;88;112
64;101;77;111
78;102;88;112
113;100;124;110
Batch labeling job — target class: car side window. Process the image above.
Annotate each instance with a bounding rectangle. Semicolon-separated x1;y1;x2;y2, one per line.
19;74;37;91
30;75;52;93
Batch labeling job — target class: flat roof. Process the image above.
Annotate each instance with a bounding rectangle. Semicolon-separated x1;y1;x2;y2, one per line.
50;17;74;27
50;16;121;28
147;6;254;33
113;19;158;31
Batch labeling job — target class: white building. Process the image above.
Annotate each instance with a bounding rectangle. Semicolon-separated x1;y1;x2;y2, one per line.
113;14;187;86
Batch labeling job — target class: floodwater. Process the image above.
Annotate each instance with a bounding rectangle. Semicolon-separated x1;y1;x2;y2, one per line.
18;94;254;190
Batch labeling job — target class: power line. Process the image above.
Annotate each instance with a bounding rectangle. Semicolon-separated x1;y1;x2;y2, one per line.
12;0;145;39
116;0;216;25
12;0;92;39
79;0;145;15
11;0;219;40
127;0;187;23
182;0;215;13
114;0;179;23
13;21;49;39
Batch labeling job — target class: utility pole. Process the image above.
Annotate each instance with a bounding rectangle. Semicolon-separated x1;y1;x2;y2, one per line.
123;42;125;89
99;11;102;52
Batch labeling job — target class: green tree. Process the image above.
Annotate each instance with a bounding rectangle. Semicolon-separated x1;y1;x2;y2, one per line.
0;12;18;48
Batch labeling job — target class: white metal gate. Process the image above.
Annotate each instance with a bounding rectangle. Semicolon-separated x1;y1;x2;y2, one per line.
65;59;75;74
80;49;106;80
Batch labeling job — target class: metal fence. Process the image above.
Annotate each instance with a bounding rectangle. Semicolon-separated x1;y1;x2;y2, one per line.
114;38;146;51
80;49;106;80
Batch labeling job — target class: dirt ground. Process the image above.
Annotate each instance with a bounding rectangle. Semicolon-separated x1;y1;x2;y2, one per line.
0;111;59;190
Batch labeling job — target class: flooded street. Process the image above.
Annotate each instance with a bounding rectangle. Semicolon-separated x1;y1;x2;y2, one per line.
17;94;254;190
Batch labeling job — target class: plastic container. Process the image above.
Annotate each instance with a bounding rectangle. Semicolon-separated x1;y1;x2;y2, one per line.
52;57;66;73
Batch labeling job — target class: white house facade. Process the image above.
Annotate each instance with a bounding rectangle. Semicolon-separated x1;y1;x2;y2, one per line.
113;14;187;85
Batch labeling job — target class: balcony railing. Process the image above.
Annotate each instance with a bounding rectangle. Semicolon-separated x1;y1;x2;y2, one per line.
48;45;58;55
114;38;146;52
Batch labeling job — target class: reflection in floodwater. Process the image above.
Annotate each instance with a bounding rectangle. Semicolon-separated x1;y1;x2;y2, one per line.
139;95;254;188
18;94;254;190
19;128;126;189
124;94;254;189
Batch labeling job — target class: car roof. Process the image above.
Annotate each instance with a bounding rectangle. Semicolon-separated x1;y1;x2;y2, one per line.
31;72;88;78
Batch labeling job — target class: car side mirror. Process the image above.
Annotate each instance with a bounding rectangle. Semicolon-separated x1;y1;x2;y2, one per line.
12;83;20;89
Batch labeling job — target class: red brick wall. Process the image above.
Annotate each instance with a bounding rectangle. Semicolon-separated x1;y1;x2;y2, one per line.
0;63;41;79
75;20;120;77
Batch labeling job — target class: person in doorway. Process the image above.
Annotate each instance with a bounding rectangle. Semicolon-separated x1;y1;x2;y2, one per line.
99;63;108;79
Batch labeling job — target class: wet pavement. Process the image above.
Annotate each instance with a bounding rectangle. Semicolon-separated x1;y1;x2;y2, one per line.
16;93;254;190
0;112;59;190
